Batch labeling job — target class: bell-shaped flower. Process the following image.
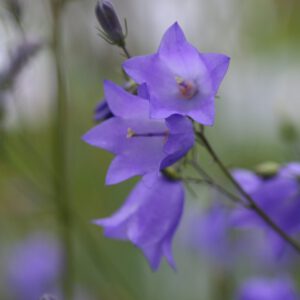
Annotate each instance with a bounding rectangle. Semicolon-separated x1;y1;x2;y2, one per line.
236;276;298;300
83;80;194;185
93;172;185;270
123;22;230;125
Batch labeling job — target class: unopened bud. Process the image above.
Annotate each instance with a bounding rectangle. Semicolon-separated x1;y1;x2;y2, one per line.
255;161;280;179
162;167;182;181
95;0;126;47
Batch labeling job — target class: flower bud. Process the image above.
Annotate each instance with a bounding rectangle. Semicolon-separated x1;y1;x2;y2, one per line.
95;0;126;47
255;161;280;179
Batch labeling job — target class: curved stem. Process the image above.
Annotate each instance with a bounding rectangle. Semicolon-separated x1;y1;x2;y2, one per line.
197;131;300;254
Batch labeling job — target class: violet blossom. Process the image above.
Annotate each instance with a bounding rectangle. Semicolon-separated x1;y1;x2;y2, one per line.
6;234;62;300
231;162;300;256
186;201;289;271
94;172;184;270
236;276;298;300
123;22;230;125
83;80;194;185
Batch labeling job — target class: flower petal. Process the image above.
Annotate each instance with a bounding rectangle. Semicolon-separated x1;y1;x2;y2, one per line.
104;80;149;118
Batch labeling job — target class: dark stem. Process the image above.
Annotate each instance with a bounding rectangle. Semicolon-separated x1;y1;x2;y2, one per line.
197;131;300;254
120;45;131;59
51;1;73;299
184;168;244;206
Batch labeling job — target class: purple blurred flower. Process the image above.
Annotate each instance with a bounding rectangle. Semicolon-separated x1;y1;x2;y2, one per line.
236;276;298;300
232;163;300;255
83;80;194;185
189;203;233;265
6;234;62;300
94;98;113;122
186;201;286;270
94;172;185;270
123;22;230;125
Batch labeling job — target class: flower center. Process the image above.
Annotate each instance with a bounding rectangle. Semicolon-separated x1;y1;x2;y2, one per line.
127;128;169;141
176;77;198;99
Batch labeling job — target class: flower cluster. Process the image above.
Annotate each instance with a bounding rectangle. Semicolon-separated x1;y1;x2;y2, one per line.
83;22;230;269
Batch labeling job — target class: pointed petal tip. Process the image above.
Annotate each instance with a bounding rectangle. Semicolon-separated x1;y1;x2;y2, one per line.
105;173;119;185
169;21;182;32
81;130;95;145
147;257;161;272
92;218;106;227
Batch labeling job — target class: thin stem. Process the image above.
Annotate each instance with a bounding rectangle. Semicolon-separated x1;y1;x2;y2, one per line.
184;174;244;206
197;131;300;254
51;1;73;299
120;45;131;59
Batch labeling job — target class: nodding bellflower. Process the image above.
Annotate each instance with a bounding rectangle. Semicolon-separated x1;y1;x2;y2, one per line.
231;163;300;255
83;80;194;185
236;276;298;300
94;172;184;270
123;22;230;125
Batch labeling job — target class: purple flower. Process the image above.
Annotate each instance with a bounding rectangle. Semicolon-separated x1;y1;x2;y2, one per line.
236;277;298;300
83;80;194;185
6;234;62;300
94;98;113;122
123;22;230;125
231;163;300;255
186;202;287;270
188;203;233;265
94;172;185;270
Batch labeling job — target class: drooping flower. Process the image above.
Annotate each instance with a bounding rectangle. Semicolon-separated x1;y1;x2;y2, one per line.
231;162;300;255
5;234;62;300
94;172;185;270
123;22;230;125
83;80;194;185
236;276;298;300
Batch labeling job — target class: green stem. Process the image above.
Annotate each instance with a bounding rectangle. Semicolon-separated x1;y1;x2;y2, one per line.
51;1;73;299
198;131;300;254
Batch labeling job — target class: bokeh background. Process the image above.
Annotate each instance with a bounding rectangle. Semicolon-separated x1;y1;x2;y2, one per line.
0;0;300;299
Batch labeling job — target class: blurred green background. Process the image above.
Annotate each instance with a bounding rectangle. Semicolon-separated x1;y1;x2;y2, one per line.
0;0;300;299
